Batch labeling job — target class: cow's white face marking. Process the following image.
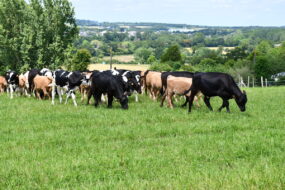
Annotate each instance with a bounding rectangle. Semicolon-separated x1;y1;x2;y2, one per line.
111;70;119;75
123;76;128;83
45;72;53;78
135;75;140;82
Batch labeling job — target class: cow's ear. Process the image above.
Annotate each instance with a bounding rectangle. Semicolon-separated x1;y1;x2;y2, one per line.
243;90;246;95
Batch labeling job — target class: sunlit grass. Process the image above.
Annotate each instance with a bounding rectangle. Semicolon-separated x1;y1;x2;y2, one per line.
0;87;284;189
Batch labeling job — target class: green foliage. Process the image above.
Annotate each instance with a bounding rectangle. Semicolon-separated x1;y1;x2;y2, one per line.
147;55;157;64
150;62;172;71
0;0;78;71
161;45;182;63
71;49;91;71
134;47;154;64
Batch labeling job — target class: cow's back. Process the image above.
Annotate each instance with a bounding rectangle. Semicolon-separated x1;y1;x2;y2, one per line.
146;71;162;88
167;76;193;95
193;72;236;97
34;75;52;89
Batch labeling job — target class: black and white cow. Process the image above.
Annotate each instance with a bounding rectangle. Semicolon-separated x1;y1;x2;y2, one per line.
114;69;142;102
5;70;19;99
87;71;129;109
51;69;84;106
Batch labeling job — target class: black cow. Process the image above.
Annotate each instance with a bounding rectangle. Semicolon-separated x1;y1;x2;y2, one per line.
161;71;194;106
51;69;84;106
28;69;40;93
5;70;19;99
185;72;247;113
87;71;129;109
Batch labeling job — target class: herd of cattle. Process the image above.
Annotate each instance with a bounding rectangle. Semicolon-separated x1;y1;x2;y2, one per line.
0;68;248;113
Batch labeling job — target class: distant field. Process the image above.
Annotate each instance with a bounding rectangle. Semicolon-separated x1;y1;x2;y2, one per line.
0;87;285;189
88;63;149;71
102;55;135;63
185;47;236;54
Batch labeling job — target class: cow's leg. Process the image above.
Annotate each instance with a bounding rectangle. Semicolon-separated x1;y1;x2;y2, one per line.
65;90;71;104
87;89;92;105
9;85;14;99
57;86;63;104
107;94;113;108
181;96;188;107
134;91;138;102
168;92;174;109
51;84;56;105
94;93;101;107
203;96;213;111
188;90;199;113
160;91;167;107
218;99;230;113
71;91;77;107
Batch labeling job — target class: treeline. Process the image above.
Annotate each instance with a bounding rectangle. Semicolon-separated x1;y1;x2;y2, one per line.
149;42;285;81
0;0;78;73
77;27;285;59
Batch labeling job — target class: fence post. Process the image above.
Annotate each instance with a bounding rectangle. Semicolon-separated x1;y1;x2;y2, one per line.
253;77;255;88
265;78;268;87
247;76;250;87
261;76;264;88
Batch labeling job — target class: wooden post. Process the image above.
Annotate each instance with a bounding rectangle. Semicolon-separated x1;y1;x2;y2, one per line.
253;77;255;88
109;47;113;70
261;76;264;88
265;78;268;87
247;76;250;87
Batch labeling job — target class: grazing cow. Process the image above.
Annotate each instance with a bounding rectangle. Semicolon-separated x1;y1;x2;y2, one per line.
87;71;129;109
144;70;162;100
161;71;194;106
52;69;84;106
161;76;202;108
0;76;7;93
185;72;247;113
5;71;19;99
115;69;142;102
33;75;53;100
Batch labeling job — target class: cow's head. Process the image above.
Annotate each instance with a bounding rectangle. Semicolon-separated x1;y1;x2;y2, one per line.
235;90;247;112
120;94;129;109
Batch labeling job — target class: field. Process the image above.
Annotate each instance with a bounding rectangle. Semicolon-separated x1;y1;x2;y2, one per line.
88;63;149;71
102;55;135;63
0;87;284;189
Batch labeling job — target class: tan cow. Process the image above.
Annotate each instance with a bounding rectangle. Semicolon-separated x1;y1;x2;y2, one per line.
18;73;29;96
80;71;93;102
0;76;7;94
161;76;202;108
144;71;162;100
33;75;53;100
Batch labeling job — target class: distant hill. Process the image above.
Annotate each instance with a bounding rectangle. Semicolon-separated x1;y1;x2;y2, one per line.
76;19;99;26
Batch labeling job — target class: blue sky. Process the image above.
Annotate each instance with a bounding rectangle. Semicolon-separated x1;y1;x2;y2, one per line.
70;0;285;26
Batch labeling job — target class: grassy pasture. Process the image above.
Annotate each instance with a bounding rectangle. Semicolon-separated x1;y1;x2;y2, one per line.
0;87;284;189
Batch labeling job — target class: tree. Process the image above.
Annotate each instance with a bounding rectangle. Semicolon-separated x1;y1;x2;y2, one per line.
161;45;182;63
134;47;154;64
72;49;91;71
0;0;78;71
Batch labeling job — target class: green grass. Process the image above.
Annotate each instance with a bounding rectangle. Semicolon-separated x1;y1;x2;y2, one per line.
0;87;284;189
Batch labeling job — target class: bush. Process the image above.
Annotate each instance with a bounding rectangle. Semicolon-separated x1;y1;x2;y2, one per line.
161;45;182;63
150;62;172;71
72;49;92;71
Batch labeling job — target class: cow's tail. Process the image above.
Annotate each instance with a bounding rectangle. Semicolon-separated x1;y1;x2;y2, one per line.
143;70;150;95
183;86;193;96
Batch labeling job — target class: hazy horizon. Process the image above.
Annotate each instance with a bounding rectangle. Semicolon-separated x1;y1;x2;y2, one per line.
70;0;285;27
